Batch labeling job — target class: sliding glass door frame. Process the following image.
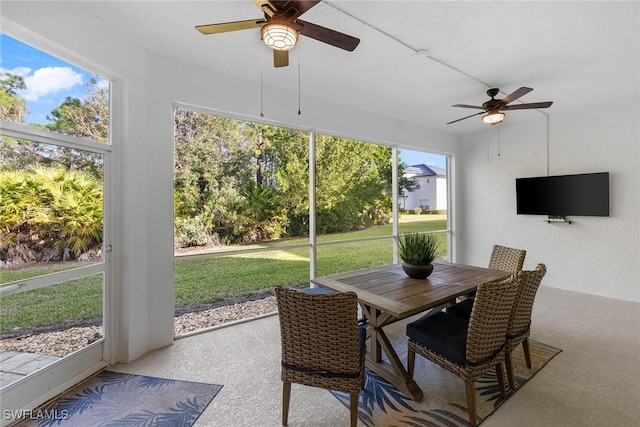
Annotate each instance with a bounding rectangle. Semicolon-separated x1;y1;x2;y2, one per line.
0;120;112;418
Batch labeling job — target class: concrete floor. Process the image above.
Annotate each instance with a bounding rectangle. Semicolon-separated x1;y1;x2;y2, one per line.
110;285;640;427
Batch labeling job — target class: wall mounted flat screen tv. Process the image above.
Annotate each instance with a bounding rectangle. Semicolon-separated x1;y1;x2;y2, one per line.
516;172;609;217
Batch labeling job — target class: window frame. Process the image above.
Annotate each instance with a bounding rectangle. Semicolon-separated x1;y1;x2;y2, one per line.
171;103;453;287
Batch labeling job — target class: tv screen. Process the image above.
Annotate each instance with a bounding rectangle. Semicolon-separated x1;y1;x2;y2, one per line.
516;172;609;217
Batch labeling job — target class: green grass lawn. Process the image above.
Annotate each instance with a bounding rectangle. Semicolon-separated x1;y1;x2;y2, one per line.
0;216;447;333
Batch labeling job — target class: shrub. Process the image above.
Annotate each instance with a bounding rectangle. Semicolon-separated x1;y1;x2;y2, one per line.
174;216;215;248
0;166;103;264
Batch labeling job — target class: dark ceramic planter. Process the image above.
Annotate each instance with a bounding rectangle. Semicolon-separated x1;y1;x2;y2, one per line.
401;263;434;279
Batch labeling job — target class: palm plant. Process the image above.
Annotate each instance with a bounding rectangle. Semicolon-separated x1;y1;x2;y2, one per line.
0;166;103;264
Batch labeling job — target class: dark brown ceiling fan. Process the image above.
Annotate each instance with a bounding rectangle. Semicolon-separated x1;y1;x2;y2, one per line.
447;87;553;125
195;0;360;68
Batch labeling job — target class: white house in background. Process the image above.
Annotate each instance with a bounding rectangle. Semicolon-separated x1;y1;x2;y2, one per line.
399;164;447;212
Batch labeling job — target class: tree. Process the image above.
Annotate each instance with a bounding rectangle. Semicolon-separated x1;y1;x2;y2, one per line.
45;78;108;143
398;162;417;195
174;109;259;244
0;72;34;172
0;72;28;123
173;108;400;245
315;136;392;233
255;125;309;236
0;77;107;179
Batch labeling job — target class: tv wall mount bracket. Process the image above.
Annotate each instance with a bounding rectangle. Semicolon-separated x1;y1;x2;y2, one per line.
545;215;573;224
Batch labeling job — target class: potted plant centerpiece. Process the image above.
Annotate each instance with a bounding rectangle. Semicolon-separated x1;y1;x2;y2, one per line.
397;232;442;279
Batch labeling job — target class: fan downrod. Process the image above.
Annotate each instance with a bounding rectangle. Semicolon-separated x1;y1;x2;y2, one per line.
486;88;500;99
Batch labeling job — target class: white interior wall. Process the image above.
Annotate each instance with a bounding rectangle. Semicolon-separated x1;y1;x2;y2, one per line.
457;99;640;302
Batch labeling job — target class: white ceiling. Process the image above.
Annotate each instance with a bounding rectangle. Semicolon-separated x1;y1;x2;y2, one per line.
80;1;638;135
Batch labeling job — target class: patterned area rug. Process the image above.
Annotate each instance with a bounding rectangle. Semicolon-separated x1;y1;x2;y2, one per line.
332;338;561;426
16;371;222;427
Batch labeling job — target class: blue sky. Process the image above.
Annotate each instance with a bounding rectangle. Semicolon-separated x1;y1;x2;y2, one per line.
399;150;446;169
0;34;100;124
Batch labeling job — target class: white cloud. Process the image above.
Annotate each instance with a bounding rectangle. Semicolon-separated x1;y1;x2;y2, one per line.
19;66;83;101
1;66;32;77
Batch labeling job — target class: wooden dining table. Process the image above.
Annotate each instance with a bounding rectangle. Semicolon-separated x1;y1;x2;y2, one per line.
310;260;512;401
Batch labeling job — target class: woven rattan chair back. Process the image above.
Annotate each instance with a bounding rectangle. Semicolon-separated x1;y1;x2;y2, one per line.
275;286;364;427
508;264;547;350
488;244;527;273
462;244;525;300
465;275;520;372
504;263;547;388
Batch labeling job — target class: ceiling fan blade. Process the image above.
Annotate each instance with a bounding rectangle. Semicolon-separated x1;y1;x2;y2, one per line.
297;20;360;51
287;0;321;17
452;104;486;110
274;49;289;67
502;101;553;110
196;19;265;35
447;111;485;124
500;87;533;106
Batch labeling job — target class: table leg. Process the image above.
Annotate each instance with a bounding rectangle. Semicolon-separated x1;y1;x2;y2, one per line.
360;304;424;402
360;304;383;361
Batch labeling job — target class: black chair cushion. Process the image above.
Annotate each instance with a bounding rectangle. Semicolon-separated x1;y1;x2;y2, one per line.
406;311;469;366
446;297;474;321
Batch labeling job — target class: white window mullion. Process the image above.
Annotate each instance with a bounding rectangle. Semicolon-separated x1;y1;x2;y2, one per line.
392;146;399;263
0;120;111;154
309;130;317;280
0;263;104;297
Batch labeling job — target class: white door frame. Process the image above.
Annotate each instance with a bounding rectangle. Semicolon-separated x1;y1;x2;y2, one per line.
0;121;112;422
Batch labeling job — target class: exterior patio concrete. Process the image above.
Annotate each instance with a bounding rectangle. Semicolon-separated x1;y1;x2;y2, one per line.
0;351;60;389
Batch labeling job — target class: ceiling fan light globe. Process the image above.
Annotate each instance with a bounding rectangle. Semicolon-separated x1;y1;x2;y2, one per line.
482;111;505;124
262;23;298;51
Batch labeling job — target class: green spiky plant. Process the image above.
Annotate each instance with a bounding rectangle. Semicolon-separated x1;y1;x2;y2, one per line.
397;232;441;265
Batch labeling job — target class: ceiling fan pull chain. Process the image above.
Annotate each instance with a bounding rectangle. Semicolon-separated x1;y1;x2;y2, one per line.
497;127;501;157
298;42;302;115
260;47;264;118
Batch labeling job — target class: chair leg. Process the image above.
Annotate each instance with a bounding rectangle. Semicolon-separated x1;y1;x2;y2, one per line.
349;393;359;427
464;380;477;427
495;362;507;398
505;350;516;390
522;338;532;368
282;381;291;426
407;347;415;377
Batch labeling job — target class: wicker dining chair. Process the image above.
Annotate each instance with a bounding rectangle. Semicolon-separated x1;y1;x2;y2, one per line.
406;275;519;427
459;244;526;300
488;244;527;273
446;264;547;390
504;263;546;389
274;286;365;427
